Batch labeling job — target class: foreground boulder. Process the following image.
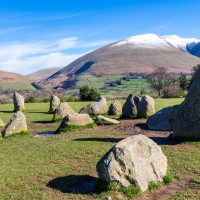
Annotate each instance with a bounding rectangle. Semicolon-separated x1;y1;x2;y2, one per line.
52;102;75;121
172;69;200;138
108;100;122;116
96;115;120;125
1;111;27;137
79;96;108;115
147;105;179;131
122;94;155;118
96;134;167;192
0;119;5;127
13;92;25;111
57;113;94;132
49;95;60;112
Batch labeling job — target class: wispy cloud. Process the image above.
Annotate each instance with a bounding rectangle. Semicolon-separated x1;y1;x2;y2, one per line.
0;37;110;74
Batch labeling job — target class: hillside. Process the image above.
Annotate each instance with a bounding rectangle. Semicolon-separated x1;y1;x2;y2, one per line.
26;67;62;82
41;34;200;90
0;70;35;90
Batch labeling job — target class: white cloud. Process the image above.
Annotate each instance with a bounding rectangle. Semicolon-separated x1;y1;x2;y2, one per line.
0;37;110;75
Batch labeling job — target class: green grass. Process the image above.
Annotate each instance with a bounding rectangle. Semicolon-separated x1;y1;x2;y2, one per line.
69;74;152;98
148;181;162;191
0;83;35;90
0;98;199;199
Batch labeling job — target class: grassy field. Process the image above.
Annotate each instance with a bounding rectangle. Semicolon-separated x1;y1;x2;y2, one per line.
74;74;152;97
0;98;199;199
0;83;35;90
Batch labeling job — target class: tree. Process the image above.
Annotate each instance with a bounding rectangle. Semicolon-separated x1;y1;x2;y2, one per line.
147;67;178;96
178;72;188;91
79;85;100;101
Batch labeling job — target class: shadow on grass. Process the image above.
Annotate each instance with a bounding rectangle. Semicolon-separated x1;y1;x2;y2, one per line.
47;175;98;194
0;110;14;113
33;120;54;124
74;137;123;143
28;111;53;114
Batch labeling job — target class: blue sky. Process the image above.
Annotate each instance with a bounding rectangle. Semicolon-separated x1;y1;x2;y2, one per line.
0;0;199;74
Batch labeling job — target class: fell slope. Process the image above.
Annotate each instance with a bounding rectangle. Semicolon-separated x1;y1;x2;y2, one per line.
42;34;200;89
26;67;62;82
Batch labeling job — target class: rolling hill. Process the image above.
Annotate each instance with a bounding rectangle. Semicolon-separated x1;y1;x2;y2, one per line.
26;67;62;82
41;34;200;89
0;70;35;90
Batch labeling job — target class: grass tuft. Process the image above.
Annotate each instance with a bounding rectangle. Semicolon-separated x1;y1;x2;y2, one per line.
163;170;173;184
4;131;32;139
121;185;141;198
148;181;162;191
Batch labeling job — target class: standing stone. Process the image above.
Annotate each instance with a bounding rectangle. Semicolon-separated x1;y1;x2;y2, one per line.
147;106;179;131
96;134;167;192
122;94;141;117
122;94;155;118
1;111;27;137
57;113;94;132
52;102;75;121
49;95;60;112
108;100;122;116
13;92;25;111
138;95;155;118
172;69;200;138
0;119;5;127
79;96;108;115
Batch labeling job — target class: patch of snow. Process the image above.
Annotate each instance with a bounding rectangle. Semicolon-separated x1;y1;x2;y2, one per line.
113;34;171;49
112;33;200;51
161;35;200;51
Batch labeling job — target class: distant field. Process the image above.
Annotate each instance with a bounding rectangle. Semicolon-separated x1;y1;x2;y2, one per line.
1;98;195;200
0;83;35;90
75;74;153;97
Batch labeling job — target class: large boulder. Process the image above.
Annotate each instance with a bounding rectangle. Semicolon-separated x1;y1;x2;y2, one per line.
79;96;108;115
172;69;200;138
147;105;179;131
108;100;122;116
57;113;94;132
0;119;5;127
13;92;25;112
52;102;75;121
96;134;167;192
96;115;120;125
49;95;60;112
122;94;155;118
1;111;27;137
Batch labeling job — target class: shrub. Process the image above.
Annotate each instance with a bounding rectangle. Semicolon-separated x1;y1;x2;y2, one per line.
79;85;100;101
162;85;183;98
25;96;38;103
163;170;173;184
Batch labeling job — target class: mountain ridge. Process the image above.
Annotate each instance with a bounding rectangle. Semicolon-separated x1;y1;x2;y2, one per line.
40;33;200;89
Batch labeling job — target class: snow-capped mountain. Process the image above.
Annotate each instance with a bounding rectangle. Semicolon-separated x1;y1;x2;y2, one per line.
41;33;200;89
113;33;200;52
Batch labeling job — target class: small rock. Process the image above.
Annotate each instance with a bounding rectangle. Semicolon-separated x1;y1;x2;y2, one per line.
96;115;120;125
